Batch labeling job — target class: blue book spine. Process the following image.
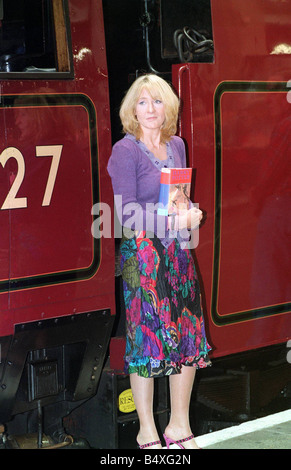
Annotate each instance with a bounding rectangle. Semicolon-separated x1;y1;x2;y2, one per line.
157;182;170;215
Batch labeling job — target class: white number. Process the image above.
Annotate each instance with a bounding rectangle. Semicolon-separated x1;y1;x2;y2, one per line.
0;145;63;210
36;145;63;206
0;147;27;210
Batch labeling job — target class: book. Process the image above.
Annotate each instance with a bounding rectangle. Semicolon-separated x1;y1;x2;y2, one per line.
157;167;192;216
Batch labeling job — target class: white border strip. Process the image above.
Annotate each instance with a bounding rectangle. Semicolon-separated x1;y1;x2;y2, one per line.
195;410;291;448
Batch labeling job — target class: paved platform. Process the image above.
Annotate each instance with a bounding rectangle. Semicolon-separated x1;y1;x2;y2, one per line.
195;410;291;449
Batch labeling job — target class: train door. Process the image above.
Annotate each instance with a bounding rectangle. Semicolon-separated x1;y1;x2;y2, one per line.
171;0;291;356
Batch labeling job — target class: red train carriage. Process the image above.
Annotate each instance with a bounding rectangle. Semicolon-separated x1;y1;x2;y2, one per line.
0;0;115;447
0;0;289;449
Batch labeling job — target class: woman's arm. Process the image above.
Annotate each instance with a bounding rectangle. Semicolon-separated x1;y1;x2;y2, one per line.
107;141;168;238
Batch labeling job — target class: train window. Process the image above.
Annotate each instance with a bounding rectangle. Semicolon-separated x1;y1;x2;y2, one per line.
0;0;72;77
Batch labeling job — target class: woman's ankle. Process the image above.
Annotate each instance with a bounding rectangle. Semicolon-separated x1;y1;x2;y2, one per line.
137;429;162;448
164;423;192;440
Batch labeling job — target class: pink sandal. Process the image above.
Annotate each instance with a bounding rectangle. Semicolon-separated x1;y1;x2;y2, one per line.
163;433;199;449
137;439;161;449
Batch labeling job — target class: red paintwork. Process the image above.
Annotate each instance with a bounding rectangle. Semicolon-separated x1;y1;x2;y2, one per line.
0;0;115;337
173;0;291;358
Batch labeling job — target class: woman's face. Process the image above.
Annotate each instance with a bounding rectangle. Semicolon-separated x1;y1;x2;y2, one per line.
135;88;165;133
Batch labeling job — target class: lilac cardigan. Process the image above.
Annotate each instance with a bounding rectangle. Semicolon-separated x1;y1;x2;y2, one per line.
107;133;187;247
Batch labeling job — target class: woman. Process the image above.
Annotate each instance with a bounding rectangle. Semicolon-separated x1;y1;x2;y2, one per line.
107;74;211;449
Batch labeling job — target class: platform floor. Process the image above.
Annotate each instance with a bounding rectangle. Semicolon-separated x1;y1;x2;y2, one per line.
194;410;291;449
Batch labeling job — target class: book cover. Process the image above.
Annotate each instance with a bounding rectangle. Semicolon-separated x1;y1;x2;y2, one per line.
157;167;192;216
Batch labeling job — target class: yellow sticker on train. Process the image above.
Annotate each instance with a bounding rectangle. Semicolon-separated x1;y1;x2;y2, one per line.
118;389;136;413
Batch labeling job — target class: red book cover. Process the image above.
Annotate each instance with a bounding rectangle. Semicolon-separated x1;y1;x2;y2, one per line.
157;168;192;216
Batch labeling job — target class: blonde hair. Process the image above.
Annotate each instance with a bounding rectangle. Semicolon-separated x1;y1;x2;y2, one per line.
119;74;180;143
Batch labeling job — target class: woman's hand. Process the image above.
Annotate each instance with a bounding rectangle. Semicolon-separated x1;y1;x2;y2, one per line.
178;206;203;230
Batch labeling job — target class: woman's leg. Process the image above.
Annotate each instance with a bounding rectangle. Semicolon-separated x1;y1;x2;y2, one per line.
130;373;162;448
164;366;200;449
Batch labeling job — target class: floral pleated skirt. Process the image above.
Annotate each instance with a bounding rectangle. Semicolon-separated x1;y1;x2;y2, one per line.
120;231;212;378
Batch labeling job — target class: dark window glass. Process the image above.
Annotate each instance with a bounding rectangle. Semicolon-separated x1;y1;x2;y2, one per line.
0;0;71;74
